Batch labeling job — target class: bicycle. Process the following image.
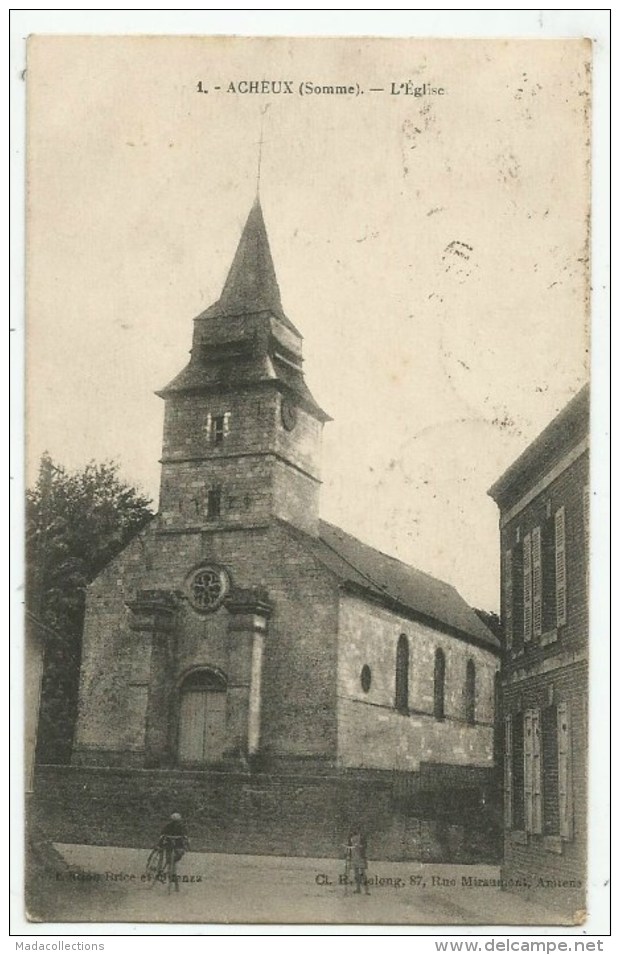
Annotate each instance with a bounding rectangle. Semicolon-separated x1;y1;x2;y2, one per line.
144;836;186;893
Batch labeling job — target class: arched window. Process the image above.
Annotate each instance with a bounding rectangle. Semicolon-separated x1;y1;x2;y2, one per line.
465;659;476;725
178;668;227;765
395;634;409;713
433;648;446;720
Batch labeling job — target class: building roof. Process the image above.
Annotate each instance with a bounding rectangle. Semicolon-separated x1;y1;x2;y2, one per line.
157;198;331;419
196;198;301;336
488;384;589;508
291;519;499;650
157;348;330;419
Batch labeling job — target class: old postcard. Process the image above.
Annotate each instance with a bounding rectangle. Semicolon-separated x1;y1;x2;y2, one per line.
24;34;594;926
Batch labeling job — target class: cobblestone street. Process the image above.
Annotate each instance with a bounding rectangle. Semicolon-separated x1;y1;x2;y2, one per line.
26;843;574;927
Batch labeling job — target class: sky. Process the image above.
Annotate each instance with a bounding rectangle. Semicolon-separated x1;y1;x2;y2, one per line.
25;36;591;612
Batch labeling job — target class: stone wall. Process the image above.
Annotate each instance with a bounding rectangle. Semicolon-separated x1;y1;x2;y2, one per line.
74;522;340;766
337;595;499;772
159;387;322;534
33;764;501;864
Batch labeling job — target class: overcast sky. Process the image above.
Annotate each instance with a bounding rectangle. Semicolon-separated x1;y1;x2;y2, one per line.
26;36;591;611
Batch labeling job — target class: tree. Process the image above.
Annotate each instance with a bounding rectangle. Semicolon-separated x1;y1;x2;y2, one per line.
26;454;154;763
474;608;503;644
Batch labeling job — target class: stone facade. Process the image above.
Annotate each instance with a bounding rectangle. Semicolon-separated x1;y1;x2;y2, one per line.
337;596;499;772
73;521;340;767
71;197;500;857
489;385;589;914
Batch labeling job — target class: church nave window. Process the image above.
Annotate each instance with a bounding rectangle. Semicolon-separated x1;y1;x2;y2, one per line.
395;634;409;714
360;664;372;693
433;648;446;721
465;659;476;725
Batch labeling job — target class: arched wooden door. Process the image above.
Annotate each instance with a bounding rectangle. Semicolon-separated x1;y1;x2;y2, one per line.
178;669;227;765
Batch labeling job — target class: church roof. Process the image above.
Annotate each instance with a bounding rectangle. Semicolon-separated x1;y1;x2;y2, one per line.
295;520;499;650
196;198;301;336
158;197;328;418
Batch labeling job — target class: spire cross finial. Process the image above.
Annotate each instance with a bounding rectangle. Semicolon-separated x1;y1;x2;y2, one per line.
255;105;270;197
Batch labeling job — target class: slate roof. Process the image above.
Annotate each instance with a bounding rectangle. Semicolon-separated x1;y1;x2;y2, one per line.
196;198;301;336
294;520;499;650
488;384;589;507
157;198;328;419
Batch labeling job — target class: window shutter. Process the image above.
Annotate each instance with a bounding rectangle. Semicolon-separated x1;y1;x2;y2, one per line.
524;709;534;832
504;548;513;650
583;484;590;590
532;527;542;637
532;709;542;833
504;715;513;829
223;411;231;437
558;702;573;839
205;412;212;442
555;507;567;626
523;533;533;642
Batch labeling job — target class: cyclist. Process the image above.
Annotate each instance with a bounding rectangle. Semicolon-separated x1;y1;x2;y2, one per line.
158;812;190;863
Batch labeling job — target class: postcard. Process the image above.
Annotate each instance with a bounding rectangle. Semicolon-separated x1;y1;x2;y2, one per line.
23;33;595;926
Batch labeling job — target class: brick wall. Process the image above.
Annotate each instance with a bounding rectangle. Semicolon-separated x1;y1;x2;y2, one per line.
498;449;588;914
501;662;587;913
337;596;499;772
501;451;588;667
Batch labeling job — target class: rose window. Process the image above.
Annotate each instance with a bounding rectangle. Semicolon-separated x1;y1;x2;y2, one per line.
188;566;228;612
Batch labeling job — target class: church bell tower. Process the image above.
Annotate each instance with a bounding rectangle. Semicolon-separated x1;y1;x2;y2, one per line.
156;199;330;536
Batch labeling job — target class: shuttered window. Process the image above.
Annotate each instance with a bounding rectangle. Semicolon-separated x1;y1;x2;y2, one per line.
558;702;573;839
512;714;525;830
532;526;542;637
523;533;533;642
524;710;533;831
532;709;542;833
524;709;542;833
503;714;513;829
583;484;590;589
555;507;567;626
504;548;513;650
542;704;560;835
542;517;557;632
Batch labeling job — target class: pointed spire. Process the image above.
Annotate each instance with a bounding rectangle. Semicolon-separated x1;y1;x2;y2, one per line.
212;198;283;318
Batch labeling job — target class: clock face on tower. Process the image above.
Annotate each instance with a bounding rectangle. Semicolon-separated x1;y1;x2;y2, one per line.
281;398;298;431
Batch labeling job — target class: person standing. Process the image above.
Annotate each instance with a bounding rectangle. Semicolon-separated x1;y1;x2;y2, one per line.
347;827;370;895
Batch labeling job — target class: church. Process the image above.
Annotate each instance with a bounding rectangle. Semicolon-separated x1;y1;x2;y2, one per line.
68;198;501;859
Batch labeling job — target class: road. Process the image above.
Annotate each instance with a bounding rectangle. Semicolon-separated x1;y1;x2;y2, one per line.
27;843;573;927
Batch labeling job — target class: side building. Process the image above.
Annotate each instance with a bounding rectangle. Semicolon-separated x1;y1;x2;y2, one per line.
488;385;589;915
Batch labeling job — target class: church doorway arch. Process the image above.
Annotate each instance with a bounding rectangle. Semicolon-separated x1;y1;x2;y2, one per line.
177;668;227;765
